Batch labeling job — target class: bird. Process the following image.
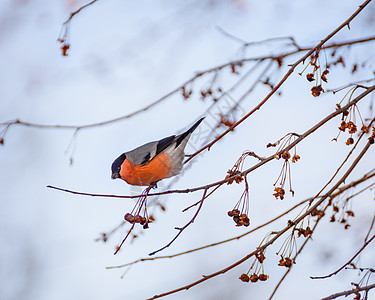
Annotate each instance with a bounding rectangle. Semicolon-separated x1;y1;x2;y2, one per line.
111;117;204;186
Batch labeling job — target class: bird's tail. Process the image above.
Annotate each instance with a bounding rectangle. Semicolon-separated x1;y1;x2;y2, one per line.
175;117;205;146
185;117;205;135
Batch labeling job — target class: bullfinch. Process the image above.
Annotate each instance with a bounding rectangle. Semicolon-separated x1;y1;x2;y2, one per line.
111;117;204;186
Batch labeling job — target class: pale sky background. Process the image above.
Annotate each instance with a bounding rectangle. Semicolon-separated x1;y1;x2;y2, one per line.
1;1;375;299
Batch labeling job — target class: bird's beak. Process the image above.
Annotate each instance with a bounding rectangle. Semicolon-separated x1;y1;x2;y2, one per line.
112;173;121;179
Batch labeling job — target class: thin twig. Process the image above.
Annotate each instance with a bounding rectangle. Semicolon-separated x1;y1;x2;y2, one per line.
269;167;375;299
186;3;375;163
106;170;374;271
269;203;329;299
216;26;301;50
147;140;372;299
63;0;99;25
311;233;375;280
365;212;375;242
2;37;375;132
107;197;313;270
148;188;208;256
321;283;375;300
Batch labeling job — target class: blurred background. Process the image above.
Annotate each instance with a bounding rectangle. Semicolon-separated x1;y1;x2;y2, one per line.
1;0;375;299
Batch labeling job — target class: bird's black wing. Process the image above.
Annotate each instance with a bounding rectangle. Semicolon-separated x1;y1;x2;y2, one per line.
155;135;176;156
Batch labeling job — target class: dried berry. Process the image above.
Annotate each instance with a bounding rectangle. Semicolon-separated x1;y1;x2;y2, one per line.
311;209;325;218
124;213;134;223
232;209;240;216
345;137;354;145
226;170;243;184
273;187;285;200
282;151;291;160
258;274;269;281
338;121;347;132
347;121;357;134
239;274;250;282
249;274;259;283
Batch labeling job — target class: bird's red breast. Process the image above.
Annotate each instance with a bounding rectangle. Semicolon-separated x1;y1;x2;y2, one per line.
120;152;172;186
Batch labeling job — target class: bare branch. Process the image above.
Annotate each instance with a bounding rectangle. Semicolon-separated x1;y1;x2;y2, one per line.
185;0;374;162
47;84;375;200
2;36;374;135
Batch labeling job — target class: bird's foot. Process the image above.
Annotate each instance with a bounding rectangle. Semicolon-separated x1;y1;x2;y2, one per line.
150;181;158;189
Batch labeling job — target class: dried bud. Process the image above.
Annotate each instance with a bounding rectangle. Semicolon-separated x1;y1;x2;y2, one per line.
284;257;293;268
306;73;315;82
304;226;313;237
278;257;286;267
292;155;300;163
352;64;358;74
256;252;266;263
361;125;369;134
267;142;277;148
276;56;283;67
60;44;70;56
321;70;329;83
346;210;355;217
311;85;324;97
